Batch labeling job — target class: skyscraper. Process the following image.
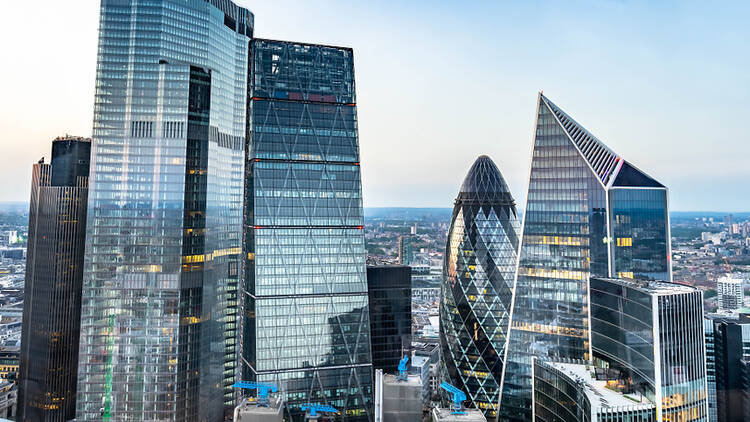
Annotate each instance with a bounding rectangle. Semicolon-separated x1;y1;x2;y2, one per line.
242;39;373;421
19;136;91;421
367;265;412;374
500;94;671;420
708;314;750;422
441;156;520;417
77;1;252;420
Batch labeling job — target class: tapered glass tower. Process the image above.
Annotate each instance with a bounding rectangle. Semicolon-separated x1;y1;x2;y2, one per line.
19;136;90;422
440;156;520;417
499;94;671;421
77;1;252;420
242;39;373;421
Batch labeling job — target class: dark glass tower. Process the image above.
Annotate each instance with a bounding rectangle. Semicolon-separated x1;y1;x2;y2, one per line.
499;94;671;421
77;1;252;420
440;156;520;417
367;265;412;374
242;39;373;421
19;136;91;421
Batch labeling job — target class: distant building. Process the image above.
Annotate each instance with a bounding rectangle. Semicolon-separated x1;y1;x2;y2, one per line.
590;277;708;421
0;348;18;383
367;265;412;374
398;236;414;265
410;223;418;235
0;233;17;246
718;275;744;312
0;382;16;420
19;136;90;421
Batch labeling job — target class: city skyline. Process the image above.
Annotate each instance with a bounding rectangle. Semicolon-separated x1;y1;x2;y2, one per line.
2;1;750;212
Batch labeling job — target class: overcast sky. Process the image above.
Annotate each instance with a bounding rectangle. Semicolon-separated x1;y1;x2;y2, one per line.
1;0;748;211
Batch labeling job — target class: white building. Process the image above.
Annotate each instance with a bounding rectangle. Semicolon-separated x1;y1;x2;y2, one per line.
718;274;744;313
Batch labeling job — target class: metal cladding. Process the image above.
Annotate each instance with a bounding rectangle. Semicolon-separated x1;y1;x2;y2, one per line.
440;155;520;417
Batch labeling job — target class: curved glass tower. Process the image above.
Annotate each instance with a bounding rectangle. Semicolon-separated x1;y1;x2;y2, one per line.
440;155;520;417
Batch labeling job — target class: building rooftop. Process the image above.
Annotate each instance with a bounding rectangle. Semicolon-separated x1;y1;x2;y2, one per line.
542;361;654;412
431;407;486;422
593;277;696;296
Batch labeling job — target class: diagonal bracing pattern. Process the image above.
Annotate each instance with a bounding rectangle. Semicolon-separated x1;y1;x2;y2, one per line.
440;156;520;418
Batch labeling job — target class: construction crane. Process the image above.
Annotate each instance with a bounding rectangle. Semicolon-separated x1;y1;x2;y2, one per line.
440;382;467;414
722;256;732;273
397;355;409;381
233;381;278;407
301;403;339;419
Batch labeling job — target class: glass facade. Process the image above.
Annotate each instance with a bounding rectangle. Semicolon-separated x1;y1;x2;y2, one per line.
590;277;708;421
532;360;657;422
77;1;251;420
440;156;520;417
242;39;373;422
367;266;412;374
19;138;91;421
499;94;671;421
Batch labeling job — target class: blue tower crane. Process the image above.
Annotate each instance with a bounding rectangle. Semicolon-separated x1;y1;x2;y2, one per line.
440;382;467;414
397;356;409;381
233;381;278;407
301;403;339;419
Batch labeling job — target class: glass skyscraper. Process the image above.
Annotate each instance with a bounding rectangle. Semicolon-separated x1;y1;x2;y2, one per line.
19;136;91;421
499;94;671;421
242;39;373;421
441;156;520;417
77;1;252;420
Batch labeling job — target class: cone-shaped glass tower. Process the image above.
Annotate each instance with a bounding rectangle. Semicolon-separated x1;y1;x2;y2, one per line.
440;155;521;417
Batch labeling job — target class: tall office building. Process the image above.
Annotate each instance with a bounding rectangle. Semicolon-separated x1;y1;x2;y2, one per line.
77;1;252;420
704;319;718;421
441;156;520;417
367;265;412;374
500;94;671;420
709;314;750;422
242;39;373;421
19;136;91;421
589;277;708;421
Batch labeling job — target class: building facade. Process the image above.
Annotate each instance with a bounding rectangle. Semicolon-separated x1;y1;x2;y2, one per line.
19;136;91;421
500;94;671;420
242;39;373;421
399;236;414;266
367;265;412;374
532;359;656;422
704;319;718;421
710;315;750;422
589;277;708;421
76;1;252;420
441;156;520;417
717;275;743;313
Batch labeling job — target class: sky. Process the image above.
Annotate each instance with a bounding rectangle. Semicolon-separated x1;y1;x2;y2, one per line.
0;0;748;211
